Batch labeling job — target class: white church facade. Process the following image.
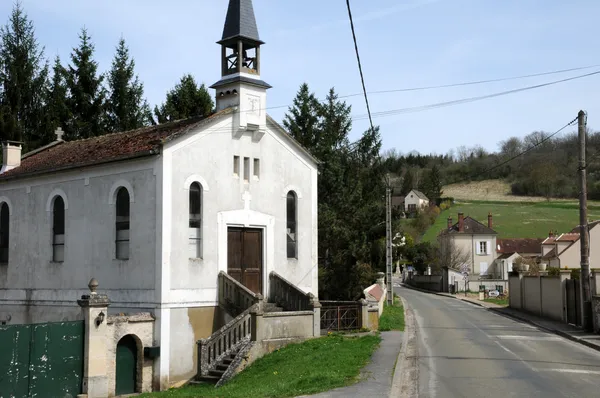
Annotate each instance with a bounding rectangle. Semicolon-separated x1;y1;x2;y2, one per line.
0;0;318;389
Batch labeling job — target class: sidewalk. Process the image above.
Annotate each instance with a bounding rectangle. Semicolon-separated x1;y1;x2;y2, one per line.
400;281;600;352
297;331;403;398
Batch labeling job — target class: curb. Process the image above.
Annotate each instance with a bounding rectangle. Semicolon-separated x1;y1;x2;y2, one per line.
389;295;418;398
400;282;600;353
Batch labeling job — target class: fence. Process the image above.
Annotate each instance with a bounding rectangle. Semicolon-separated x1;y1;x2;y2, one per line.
320;301;363;333
509;272;571;323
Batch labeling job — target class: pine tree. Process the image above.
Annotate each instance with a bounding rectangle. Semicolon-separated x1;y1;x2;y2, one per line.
283;83;321;151
41;56;70;138
66;28;106;140
0;1;50;149
154;74;213;124
106;38;151;132
401;169;414;195
427;164;443;201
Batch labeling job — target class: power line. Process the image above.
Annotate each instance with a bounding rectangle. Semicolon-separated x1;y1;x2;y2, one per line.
353;70;600;120
340;64;600;98
345;0;375;132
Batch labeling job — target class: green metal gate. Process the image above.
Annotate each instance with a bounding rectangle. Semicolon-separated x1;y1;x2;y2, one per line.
0;320;84;398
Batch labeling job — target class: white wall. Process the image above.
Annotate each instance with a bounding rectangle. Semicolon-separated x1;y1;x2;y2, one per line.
0;158;158;324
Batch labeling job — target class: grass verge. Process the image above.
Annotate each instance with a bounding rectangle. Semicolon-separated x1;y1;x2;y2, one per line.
379;297;405;331
140;334;381;398
483;297;509;306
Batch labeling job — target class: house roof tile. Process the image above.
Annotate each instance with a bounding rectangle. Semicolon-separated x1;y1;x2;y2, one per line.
441;216;497;235
496;238;543;254
0;110;232;181
411;189;429;200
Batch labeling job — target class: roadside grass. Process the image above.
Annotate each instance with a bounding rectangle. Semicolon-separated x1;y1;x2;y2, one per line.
379;297;405;331
483;297;509;306
422;200;600;242
139;334;381;398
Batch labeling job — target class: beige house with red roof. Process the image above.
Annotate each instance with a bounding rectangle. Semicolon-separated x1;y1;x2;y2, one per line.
541;222;600;268
0;0;319;389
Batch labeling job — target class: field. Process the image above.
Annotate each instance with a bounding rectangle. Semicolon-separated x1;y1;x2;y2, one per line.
422;200;600;242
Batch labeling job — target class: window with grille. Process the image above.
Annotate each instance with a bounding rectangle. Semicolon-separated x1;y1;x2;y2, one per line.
52;196;65;262
115;187;130;260
0;203;8;264
287;191;297;258
189;182;203;258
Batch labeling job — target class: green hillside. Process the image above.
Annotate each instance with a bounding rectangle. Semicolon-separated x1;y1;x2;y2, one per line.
422;200;600;242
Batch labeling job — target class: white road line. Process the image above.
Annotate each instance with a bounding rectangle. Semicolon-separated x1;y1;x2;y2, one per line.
497;335;560;341
536;369;600;375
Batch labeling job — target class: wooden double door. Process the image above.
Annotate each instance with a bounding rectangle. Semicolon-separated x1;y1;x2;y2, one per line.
227;227;263;294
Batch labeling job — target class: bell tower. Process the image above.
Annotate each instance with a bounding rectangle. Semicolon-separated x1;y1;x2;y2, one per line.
211;0;271;139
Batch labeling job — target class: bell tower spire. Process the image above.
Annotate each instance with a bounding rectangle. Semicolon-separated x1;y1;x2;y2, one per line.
211;0;271;138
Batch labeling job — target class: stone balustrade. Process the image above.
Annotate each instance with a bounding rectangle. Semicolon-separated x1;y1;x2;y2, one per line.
269;271;315;312
218;271;260;317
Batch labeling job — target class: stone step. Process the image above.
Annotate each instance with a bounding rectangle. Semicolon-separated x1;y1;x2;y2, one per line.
193;375;220;385
209;369;225;378
217;364;229;371
263;302;284;312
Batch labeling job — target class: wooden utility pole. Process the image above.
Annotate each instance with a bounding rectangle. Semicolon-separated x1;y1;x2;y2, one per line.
578;110;592;331
385;174;393;305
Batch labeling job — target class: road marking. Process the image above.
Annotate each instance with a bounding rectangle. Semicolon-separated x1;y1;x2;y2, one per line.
497;335;560;341
536;369;600;375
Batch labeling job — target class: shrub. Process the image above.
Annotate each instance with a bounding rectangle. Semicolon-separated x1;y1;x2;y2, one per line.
570;269;581;280
548;267;560;276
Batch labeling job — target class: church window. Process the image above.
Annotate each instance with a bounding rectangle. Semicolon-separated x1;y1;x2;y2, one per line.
286;191;297;258
253;158;260;178
189;182;203;258
115;187;130;260
243;157;250;181
233;155;240;176
52;196;65;262
0;203;8;264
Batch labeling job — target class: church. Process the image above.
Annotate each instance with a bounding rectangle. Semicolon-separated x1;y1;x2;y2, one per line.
0;0;318;388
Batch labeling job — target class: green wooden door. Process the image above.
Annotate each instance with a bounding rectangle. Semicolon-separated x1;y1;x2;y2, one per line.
116;335;138;395
0;321;84;397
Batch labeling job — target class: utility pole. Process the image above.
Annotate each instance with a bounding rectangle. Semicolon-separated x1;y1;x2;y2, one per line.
578;110;592;332
385;174;393;306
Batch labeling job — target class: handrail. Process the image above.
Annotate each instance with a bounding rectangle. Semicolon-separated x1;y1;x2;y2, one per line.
197;305;254;377
219;271;260;317
269;271;315;312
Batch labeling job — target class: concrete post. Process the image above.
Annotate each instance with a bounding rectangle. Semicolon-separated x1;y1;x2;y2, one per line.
308;293;321;337
360;299;369;330
77;278;110;398
250;297;265;343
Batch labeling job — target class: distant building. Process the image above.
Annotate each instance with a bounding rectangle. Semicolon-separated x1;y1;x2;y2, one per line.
404;189;429;213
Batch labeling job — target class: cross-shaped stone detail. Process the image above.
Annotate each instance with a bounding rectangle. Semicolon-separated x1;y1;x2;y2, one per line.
55;127;64;141
242;191;252;210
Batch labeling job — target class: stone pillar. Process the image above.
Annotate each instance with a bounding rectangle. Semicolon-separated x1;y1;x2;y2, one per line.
250;296;265;343
376;272;385;289
308;293;321;337
360;299;369;330
77;278;110;398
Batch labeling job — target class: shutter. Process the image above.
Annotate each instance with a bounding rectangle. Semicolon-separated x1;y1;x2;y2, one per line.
476;241;481;255
487;240;492;255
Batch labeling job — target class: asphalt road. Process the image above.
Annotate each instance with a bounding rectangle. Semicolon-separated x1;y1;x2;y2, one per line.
397;286;600;398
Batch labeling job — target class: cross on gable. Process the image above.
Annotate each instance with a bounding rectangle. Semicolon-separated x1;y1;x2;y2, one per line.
242;191;252;210
55;127;64;141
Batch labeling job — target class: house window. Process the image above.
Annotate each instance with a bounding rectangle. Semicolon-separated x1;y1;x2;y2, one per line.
287;191;297;258
243;157;250;181
253;158;260;178
478;241;488;255
189;182;202;258
408;204;417;212
233;155;240;176
115;187;130;260
0;203;8;264
52;196;65;262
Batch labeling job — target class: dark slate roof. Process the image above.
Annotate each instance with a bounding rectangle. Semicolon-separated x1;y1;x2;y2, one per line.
441;216;497;235
497;238;543;254
219;0;264;45
0;110;233;181
210;75;272;90
411;189;429;200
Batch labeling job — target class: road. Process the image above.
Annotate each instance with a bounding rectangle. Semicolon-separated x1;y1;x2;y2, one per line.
397;286;600;398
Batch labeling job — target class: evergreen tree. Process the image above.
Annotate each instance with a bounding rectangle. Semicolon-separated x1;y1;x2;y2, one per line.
401;168;414;195
154;74;213;124
426;164;443;201
66;28;106;140
40;56;70;138
0;1;50;149
106;38;151;132
283;83;322;151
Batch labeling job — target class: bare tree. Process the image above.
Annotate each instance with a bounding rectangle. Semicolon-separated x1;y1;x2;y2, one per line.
436;235;471;272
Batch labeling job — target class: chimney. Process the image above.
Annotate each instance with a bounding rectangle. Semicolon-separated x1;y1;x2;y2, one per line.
1;141;22;174
549;230;554;238
488;212;493;229
458;212;464;232
447;217;453;229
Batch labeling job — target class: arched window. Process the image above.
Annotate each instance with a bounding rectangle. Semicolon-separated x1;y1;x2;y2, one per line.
286;191;297;258
189;182;202;258
0;203;8;264
115;188;130;260
52;196;65;262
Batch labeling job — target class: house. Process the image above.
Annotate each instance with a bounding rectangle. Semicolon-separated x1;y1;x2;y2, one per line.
439;212;498;277
0;0;318;390
541;222;600;268
404;189;429;213
495;238;543;278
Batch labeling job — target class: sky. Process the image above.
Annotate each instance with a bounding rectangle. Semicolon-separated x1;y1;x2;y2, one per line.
3;0;600;155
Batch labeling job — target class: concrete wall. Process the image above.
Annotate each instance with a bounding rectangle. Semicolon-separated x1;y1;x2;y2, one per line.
0;158;158;324
509;276;521;309
523;277;541;314
509;273;569;322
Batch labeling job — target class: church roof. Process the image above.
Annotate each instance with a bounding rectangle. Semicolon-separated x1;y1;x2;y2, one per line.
210;75;272;90
0;110;232;181
219;0;264;45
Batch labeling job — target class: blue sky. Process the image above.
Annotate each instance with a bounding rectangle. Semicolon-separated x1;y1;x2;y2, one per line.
3;0;600;155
